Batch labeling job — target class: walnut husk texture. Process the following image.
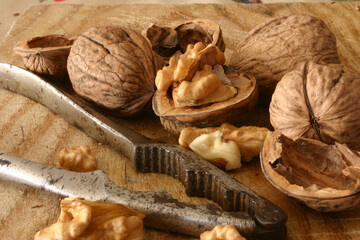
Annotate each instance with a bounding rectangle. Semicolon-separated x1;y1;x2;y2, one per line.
270;61;360;149
67;26;162;117
229;14;340;103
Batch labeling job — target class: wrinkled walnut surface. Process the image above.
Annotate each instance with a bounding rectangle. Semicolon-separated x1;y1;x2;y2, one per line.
261;131;360;212
229;14;340;103
67;25;163;117
13;34;74;77
270;61;360;149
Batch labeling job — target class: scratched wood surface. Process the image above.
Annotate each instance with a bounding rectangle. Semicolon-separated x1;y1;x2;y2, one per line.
0;2;360;240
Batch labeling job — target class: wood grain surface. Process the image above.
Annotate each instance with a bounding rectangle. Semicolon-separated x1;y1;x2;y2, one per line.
0;2;359;240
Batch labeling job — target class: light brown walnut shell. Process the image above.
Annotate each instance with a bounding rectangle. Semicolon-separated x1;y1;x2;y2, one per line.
261;131;360;212
153;70;258;135
67;25;163;117
13;34;74;77
270;60;360;149
229;14;340;103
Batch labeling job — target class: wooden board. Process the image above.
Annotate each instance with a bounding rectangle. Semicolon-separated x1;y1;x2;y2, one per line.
0;2;360;239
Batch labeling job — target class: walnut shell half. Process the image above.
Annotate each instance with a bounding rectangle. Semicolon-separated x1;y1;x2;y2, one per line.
67;26;163;117
143;19;225;59
270;61;360;149
152;70;258;134
13;34;74;77
229;14;340;104
261;131;360;212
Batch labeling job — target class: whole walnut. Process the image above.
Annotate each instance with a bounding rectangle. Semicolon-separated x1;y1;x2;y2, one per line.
67;25;163;116
229;14;340;103
270;60;360;149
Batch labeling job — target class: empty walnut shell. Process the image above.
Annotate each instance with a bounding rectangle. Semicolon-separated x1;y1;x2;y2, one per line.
260;131;360;212
13;34;74;77
67;25;163;117
229;14;340;103
270;60;360;150
143;19;225;59
152;70;258;135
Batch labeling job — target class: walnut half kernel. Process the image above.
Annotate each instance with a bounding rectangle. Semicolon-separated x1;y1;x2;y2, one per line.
200;225;246;240
57;145;97;172
179;123;269;170
189;131;241;170
155;42;236;108
34;197;145;240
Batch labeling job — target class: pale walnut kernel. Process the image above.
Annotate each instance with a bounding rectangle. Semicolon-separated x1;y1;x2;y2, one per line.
34;198;92;240
58;145;97;172
173;65;237;108
173;42;225;83
154;42;226;93
200;225;246;240
179;123;269;163
34;197;145;240
189;131;241;170
155;56;178;92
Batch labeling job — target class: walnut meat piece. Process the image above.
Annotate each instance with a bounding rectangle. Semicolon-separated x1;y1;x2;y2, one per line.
155;42;233;108
189;131;241;170
261;131;360;212
229;14;340;103
13;34;74;77
57;145;97;172
200;225;246;240
153;71;257;134
180;123;269;162
173;65;237;108
270;61;360;149
34;197;145;240
67;26;163;117
155;42;226;93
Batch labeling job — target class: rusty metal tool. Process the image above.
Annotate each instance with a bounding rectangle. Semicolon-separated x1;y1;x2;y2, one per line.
0;63;287;239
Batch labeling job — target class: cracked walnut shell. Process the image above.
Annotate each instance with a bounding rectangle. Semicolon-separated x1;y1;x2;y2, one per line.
67;25;163;117
143;18;225;59
13;34;74;77
270;61;360;149
153;69;258;135
229;14;340;103
261;131;360;212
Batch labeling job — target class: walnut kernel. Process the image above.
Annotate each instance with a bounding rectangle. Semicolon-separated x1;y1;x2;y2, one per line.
180;123;269;163
155;42;234;108
57;145;97;172
189;130;241;170
200;225;246;240
34;197;145;240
